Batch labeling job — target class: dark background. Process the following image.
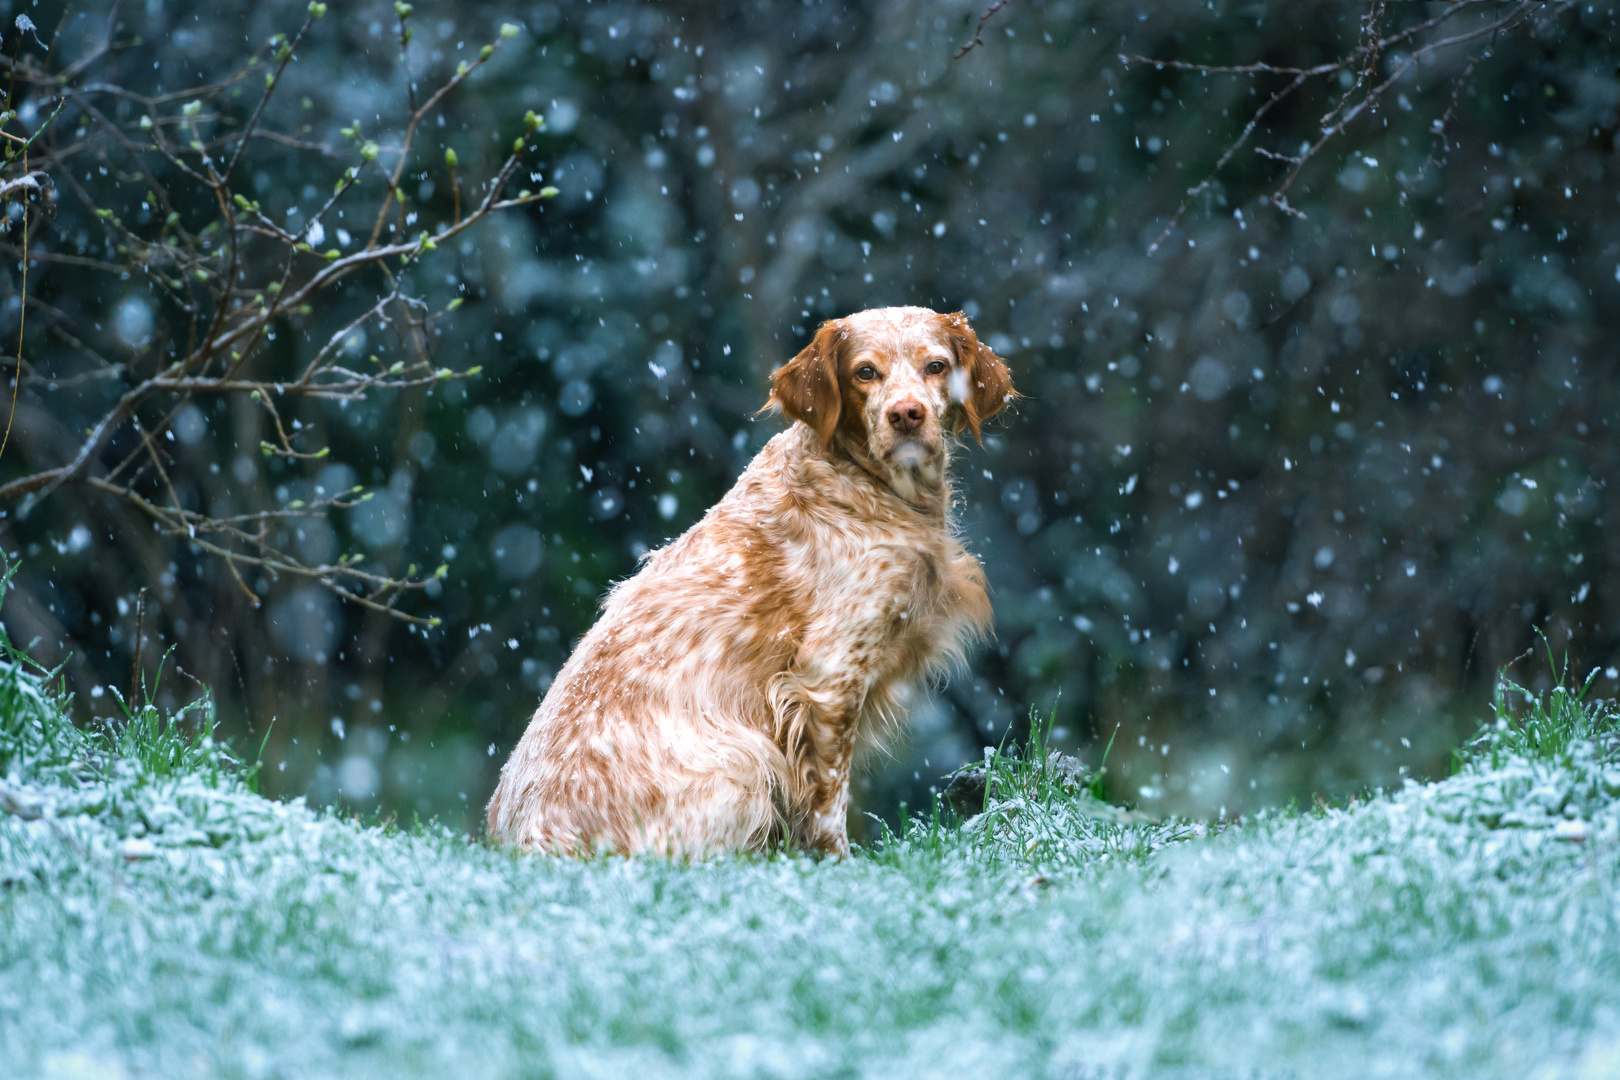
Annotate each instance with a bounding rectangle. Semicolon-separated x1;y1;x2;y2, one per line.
3;0;1617;834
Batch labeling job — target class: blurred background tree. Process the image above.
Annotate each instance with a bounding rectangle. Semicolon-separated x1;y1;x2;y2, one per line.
2;0;1615;835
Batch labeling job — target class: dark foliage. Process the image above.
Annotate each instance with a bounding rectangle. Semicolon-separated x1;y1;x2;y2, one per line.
1;0;1615;830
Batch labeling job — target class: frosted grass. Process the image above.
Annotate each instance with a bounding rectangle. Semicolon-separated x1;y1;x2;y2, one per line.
3;650;1618;1079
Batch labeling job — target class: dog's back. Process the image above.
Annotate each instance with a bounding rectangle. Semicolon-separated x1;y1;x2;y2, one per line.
486;434;800;855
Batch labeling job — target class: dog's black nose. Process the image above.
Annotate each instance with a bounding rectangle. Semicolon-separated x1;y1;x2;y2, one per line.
887;399;925;433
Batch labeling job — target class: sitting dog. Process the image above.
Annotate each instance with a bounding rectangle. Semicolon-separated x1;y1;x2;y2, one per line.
486;306;1014;856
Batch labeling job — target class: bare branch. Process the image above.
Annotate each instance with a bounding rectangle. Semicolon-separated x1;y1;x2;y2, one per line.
1129;0;1564;253
954;1;1010;60
0;12;544;630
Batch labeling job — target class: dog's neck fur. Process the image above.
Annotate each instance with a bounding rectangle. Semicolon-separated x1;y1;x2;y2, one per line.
824;427;950;518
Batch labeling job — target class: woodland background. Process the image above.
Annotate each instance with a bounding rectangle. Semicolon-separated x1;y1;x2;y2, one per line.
0;0;1615;832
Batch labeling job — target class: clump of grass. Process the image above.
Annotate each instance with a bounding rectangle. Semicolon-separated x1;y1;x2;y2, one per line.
978;704;1117;811
98;658;245;791
0;650;78;785
872;706;1198;870
0;578;85;787
0;561;247;796
1462;641;1620;772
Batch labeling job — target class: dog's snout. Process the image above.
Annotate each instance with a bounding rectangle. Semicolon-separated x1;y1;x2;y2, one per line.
887;399;926;433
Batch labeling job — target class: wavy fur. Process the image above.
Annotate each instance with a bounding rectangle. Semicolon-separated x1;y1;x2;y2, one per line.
486;307;1013;856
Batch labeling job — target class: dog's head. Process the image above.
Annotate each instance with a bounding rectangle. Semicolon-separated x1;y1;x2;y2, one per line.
766;307;1014;495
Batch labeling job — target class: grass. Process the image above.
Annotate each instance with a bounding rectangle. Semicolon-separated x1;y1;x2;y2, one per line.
1467;644;1620;769
3;626;1620;1079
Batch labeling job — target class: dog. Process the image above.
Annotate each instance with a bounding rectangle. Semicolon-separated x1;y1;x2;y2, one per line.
486;306;1014;856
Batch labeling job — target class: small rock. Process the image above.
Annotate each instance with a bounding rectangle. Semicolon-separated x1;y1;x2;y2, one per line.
1045;750;1092;792
0;782;44;820
1323;988;1371;1028
944;767;987;818
1552;819;1589;843
119;837;158;861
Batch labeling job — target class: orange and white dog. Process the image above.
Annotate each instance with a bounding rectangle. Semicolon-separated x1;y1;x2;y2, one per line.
486;307;1014;856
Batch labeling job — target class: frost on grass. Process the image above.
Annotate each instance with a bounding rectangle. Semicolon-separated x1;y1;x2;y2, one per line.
3;641;1620;1079
937;733;1206;869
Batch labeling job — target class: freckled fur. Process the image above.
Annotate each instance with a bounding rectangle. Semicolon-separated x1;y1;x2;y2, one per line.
485;307;1014;857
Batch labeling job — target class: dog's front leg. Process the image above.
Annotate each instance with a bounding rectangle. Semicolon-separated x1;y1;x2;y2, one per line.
800;712;857;856
771;669;865;856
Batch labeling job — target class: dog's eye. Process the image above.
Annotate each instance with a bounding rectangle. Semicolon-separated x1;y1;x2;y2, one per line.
854;364;879;381
925;360;948;376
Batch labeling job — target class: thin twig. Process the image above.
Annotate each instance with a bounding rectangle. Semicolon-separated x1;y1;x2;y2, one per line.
0;12;537;630
1130;0;1558;253
0;157;27;460
954;1;1009;60
130;587;147;704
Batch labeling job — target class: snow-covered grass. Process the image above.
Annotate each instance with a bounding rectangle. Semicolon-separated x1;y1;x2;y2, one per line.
4;636;1620;1080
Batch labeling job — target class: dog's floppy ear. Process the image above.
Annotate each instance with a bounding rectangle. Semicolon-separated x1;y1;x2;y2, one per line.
764;319;844;447
942;311;1015;444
